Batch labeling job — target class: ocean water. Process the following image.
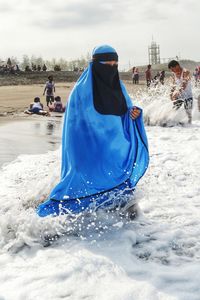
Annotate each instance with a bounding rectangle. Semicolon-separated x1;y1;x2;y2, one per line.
0;83;200;300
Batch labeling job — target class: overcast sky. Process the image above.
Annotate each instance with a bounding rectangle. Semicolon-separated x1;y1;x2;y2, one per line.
0;0;199;69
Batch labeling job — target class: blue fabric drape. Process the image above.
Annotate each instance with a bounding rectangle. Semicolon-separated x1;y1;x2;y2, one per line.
37;47;149;217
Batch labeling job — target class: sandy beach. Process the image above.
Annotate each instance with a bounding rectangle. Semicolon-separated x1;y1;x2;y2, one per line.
0;82;75;117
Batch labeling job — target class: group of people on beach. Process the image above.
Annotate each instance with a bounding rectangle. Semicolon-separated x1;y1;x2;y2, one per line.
0;64;20;75
144;65;166;87
132;65;166;87
24;75;65;116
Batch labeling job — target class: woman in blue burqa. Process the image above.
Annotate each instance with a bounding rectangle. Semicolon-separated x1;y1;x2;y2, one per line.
37;45;149;218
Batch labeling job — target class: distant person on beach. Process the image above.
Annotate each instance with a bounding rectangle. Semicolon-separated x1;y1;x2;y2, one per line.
15;64;20;73
198;95;200;112
132;67;135;84
42;64;47;72
152;74;159;87
25;65;31;72
168;60;193;124
32;64;37;71
24;97;50;116
159;70;165;85
193;67;200;86
49;96;65;113
133;68;139;84
43;75;55;107
145;64;152;87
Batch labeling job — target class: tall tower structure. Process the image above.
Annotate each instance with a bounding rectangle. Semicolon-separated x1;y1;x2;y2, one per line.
148;40;160;65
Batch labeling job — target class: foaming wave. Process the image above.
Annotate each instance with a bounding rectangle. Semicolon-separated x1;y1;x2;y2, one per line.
0;149;136;251
0;149;63;250
130;82;200;126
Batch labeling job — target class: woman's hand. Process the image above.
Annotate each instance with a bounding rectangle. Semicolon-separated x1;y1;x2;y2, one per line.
130;107;141;120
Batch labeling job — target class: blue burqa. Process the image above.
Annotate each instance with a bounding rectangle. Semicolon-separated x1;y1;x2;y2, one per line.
37;45;149;217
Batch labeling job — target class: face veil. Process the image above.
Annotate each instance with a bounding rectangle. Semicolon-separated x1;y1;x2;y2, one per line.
92;55;128;116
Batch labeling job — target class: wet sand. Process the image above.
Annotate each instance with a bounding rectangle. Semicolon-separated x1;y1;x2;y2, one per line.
0;116;63;168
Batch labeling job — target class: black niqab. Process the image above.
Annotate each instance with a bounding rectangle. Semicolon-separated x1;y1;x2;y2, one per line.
92;61;128;115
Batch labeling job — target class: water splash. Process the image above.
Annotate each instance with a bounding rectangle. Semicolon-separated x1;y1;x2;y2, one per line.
129;81;200;126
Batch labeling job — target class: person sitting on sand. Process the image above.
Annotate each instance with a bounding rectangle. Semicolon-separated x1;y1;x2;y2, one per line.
24;97;50;116
49;96;65;113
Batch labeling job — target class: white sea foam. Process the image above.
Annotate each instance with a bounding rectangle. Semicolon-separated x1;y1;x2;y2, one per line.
130;82;200;126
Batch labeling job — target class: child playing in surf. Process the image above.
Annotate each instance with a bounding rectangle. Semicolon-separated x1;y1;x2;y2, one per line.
168;60;193;124
24;97;50;116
